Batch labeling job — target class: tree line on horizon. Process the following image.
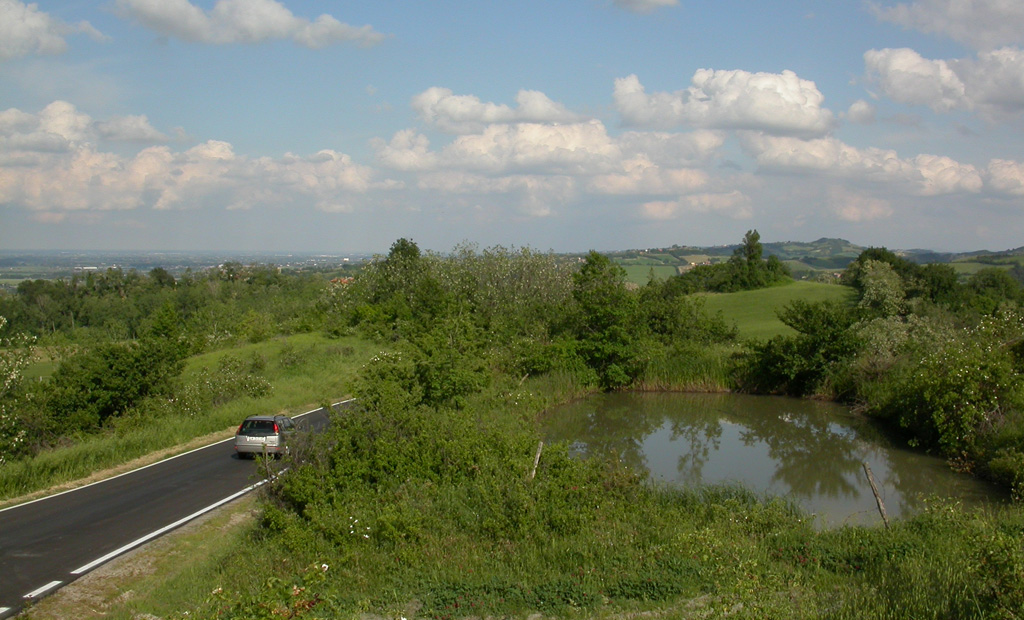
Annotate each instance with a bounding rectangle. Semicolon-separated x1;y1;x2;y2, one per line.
0;230;1023;493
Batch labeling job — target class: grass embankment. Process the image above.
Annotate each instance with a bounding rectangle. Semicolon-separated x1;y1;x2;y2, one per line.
26;368;1024;620
17;281;1024;619
701;280;855;340
0;333;378;504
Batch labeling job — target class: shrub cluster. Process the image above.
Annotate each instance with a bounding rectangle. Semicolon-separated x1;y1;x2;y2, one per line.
323;239;739;394
739;249;1024;496
0;316;33;464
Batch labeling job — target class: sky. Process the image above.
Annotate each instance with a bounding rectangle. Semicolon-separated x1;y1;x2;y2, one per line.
1;0;1024;254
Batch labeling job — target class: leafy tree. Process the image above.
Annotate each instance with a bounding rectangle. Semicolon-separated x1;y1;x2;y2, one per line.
239;309;275;343
856;260;906;317
844;247;919;290
966;267;1024;314
149;267;176;288
638;278;736;345
844;247;964;307
862;310;1024;456
918;263;962;306
570;251;644;389
730;229;766;289
47;338;185;431
407;313;490;409
740;300;859;396
667;230;789;293
342;238;455;336
1010;263;1024;286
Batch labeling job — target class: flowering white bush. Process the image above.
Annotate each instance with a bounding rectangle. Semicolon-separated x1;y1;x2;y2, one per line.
884;309;1024;454
0;316;34;464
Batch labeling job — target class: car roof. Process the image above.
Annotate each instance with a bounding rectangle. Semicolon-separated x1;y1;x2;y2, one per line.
242;414;287;421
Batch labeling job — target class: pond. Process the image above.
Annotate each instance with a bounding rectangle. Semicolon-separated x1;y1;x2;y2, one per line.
541;392;1006;527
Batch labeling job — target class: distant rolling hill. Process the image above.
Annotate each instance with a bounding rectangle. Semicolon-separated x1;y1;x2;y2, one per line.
608;238;1024;285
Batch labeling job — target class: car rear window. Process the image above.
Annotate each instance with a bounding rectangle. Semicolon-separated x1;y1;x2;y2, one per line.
239;419;276;435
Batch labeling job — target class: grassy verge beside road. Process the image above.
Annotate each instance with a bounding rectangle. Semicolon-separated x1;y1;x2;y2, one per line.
24;368;1023;620
0;333;377;504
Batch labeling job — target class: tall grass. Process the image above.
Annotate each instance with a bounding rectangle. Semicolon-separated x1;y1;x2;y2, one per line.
0;333;378;503
637;343;738;391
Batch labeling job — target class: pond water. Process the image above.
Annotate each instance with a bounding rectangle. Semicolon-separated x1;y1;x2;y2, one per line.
541;392;1006;527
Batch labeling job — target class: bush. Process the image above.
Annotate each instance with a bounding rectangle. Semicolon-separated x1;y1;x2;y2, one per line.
739;300;858;396
47;338;185;431
863;311;1024;455
0;316;35;463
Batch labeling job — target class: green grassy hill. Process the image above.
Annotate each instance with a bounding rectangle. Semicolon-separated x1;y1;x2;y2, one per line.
700;280;856;340
621;264;679;283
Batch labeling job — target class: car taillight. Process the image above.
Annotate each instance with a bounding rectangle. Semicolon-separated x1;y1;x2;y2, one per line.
273;422;280;433
236;424;243;434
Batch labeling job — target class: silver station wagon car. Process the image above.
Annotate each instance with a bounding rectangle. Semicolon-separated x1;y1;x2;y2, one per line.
234;414;297;458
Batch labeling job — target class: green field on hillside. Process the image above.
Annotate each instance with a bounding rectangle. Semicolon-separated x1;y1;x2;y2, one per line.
950;261;1014;276
700;280;856;340
622;264;679;283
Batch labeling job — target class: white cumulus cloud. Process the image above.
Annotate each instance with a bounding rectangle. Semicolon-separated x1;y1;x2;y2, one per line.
987;159;1024;195
829;188;893;222
0;104;385;215
588;156;707;195
864;48;967;112
869;0;1024;50
617;129;725;166
375;120;623;177
846;100;877;123
0;101;168;150
865;46;1024;117
416;171;576;217
614;70;835;137
373;129;438;172
640;191;752;220
743;133;984;196
412;87;583;134
374;105;731;215
115;0;386;48
957;48;1024;116
95;115;169;142
0;0;104;62
441;121;621;174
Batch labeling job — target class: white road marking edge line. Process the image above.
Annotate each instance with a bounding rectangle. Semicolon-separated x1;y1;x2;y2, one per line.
71;477;273;575
0;399;352;514
24;581;63;599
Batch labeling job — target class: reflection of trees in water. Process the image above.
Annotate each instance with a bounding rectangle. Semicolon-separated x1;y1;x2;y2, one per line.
542;393;1003;516
664;395;724;486
657;394;866;498
542;393;664;474
733;407;862;500
870;438;1002;515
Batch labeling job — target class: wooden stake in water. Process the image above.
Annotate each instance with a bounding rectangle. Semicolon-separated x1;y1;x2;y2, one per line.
862;462;890;529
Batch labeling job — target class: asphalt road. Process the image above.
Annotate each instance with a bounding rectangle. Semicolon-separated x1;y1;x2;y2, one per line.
0;402;339;618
